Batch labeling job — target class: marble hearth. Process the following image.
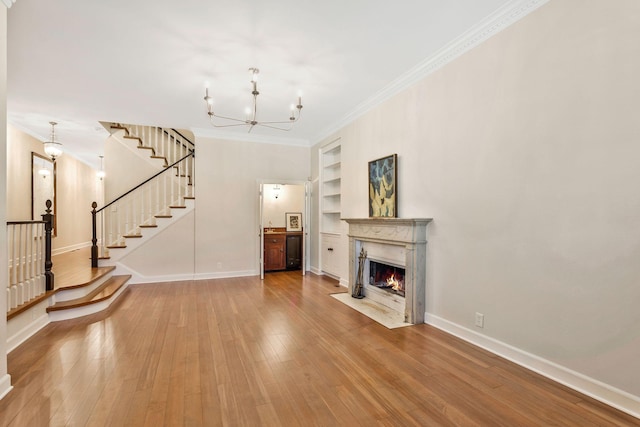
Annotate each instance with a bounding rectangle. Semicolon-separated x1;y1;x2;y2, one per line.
344;218;432;324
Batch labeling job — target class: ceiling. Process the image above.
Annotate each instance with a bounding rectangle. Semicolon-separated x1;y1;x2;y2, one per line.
7;0;515;168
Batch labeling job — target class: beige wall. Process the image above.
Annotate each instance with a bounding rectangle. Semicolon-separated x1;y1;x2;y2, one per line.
0;5;10;397
312;0;640;402
193;137;309;276
6;124;101;253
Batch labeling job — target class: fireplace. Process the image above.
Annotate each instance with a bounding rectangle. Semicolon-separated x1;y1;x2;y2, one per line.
344;218;432;324
369;260;406;297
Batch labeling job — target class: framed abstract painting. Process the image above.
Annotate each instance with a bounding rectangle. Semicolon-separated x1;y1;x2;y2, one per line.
368;154;397;218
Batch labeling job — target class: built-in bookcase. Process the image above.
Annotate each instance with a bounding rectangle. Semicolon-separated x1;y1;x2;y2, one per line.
320;140;341;234
320;139;342;278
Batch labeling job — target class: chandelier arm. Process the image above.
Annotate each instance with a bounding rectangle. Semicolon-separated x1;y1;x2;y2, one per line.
209;113;248;124
208;120;251;129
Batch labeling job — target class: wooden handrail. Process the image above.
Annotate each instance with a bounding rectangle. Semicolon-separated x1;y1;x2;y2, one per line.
7;220;46;225
96;151;194;214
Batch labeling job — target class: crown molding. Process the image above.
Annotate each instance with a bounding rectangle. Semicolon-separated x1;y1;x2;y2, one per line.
191;127;310;147
313;0;551;144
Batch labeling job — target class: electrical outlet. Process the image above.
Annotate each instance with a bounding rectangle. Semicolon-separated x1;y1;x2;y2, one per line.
475;312;484;328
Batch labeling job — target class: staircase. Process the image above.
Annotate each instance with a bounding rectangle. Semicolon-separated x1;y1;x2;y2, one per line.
6;123;195;350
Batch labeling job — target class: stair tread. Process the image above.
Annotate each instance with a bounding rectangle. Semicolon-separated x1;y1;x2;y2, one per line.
123;234;143;238
139;224;158;228
169;206;186;209
184;196;195;200
106;245;127;249
155;215;172;218
47;275;131;312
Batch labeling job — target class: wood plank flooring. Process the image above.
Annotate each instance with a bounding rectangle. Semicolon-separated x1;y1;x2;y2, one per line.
1;271;637;426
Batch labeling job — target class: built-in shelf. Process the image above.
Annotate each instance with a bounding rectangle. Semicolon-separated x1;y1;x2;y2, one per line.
320;142;342;279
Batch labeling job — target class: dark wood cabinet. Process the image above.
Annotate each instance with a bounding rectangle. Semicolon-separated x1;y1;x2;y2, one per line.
264;234;286;271
286;234;302;270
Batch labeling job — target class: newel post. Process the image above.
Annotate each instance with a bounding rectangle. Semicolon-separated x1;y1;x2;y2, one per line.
41;199;54;291
91;201;98;268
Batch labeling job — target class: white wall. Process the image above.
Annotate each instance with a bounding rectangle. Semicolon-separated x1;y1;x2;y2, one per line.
311;0;640;410
193;137;309;277
263;183;305;228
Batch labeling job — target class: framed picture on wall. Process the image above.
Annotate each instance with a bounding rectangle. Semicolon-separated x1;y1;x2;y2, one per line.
285;212;302;232
368;153;397;218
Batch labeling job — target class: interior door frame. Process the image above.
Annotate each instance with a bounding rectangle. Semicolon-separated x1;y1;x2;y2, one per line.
258;179;311;279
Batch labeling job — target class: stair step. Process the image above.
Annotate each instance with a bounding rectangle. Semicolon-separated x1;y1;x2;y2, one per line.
123;135;142;143
123;234;143;238
169;206;186;209
110;124;130;135
139;224;158;228
106;244;127;249
137;146;156;155
184;196;195;200
46;275;132;312
150;156;168;164
155;215;172;218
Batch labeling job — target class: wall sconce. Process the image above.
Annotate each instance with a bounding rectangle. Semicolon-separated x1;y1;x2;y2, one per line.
273;184;281;199
96;155;106;180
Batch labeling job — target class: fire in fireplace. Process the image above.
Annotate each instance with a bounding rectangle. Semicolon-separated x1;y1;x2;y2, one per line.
369;261;406;297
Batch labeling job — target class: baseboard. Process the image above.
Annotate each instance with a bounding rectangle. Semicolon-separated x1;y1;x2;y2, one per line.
0;374;12;400
425;313;640;420
7;311;50;353
52;241;91;256
309;266;322;275
116;262;259;284
192;270;258;281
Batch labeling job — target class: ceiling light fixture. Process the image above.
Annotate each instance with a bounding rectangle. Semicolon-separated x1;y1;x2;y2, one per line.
204;67;303;132
43;121;63;161
96;155;106;180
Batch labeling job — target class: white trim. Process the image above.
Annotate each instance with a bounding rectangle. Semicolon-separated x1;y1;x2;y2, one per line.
192;270;258;281
0;375;12;401
117;262;258;284
313;0;551;144
191;127;309;147
425;313;640;420
7;310;50;353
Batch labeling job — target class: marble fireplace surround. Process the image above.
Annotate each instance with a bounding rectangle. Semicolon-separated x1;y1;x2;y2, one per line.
344;218;432;324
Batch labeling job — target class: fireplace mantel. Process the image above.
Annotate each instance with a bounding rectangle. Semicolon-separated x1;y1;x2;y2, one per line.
344;218;432;324
344;218;432;244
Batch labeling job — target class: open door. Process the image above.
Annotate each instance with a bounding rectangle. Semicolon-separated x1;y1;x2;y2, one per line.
302;180;311;276
259;182;265;280
258;180;309;279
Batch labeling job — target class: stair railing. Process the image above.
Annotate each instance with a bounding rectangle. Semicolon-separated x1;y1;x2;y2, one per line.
91;151;195;267
119;125;194;167
6;200;55;313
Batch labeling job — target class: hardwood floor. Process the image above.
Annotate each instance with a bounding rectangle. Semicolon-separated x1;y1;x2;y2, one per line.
1;271;637;426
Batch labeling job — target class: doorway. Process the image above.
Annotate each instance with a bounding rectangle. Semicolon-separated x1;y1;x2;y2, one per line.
259;180;310;279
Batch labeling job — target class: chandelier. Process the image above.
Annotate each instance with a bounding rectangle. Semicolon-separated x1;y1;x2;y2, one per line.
204;67;303;132
43;121;63;161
